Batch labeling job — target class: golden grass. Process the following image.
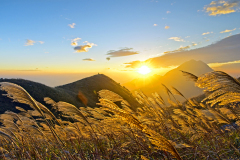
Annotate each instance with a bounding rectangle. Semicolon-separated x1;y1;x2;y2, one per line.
0;71;239;159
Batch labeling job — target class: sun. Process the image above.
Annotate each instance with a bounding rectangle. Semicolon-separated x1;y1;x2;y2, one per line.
137;65;151;75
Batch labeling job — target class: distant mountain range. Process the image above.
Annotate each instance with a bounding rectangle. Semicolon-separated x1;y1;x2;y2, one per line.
0;60;238;114
0;74;140;113
124;60;213;102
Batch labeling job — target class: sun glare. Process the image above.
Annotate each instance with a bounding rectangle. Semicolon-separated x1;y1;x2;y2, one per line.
138;65;151;75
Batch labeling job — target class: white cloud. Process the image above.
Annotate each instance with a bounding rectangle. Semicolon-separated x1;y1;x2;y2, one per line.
166;11;171;13
68;23;76;28
204;0;240;16
169;37;184;42
220;28;236;33
202;32;210;35
74;41;97;52
165;26;170;29
71;37;81;46
39;41;44;44
25;39;35;46
153;24;158;26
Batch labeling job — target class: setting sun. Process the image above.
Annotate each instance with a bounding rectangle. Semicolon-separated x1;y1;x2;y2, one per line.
137;65;151;75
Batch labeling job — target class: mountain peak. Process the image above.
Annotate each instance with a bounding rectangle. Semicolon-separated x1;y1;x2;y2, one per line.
176;59;213;76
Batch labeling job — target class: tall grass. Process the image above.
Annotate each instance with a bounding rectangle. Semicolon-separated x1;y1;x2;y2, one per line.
0;71;239;159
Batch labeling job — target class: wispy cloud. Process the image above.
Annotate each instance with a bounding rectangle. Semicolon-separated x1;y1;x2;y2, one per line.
202;32;213;35
71;37;81;46
68;23;76;28
125;34;240;68
153;24;158;26
124;61;143;68
208;60;240;67
169;37;184;42
163;45;191;55
74;41;97;52
166;11;171;13
220;28;236;33
204;0;240;16
106;48;139;58
15;68;41;72
25;39;35;46
82;58;95;61
39;41;44;44
165;26;170;29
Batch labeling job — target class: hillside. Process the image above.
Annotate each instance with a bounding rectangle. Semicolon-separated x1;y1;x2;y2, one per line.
124;60;213;102
0;74;140;113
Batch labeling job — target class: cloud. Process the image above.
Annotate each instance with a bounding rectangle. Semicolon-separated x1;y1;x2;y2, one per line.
106;48;139;58
165;26;170;29
74;41;97;52
166;11;171;13
153;24;158;26
25;39;35;46
204;0;240;16
169;37;184;42
161;45;192;55
82;58;95;61
208;60;240;67
202;32;210;35
68;23;76;28
220;28;236;33
125;34;240;68
39;41;44;44
124;61;142;68
71;37;81;46
15;68;41;72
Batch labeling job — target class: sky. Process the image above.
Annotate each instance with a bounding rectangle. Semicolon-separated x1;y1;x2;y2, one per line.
1;0;240;86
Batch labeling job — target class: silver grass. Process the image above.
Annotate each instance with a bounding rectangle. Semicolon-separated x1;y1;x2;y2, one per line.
181;70;198;82
196;71;240;106
0;82;64;145
55;101;90;125
98;89;123;102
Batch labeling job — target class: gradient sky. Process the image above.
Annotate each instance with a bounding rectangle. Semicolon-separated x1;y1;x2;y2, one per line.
1;0;240;86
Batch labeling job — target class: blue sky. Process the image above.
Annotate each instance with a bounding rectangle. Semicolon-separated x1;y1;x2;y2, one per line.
1;0;240;86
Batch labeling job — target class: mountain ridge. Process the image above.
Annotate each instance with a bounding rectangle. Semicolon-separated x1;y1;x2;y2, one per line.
0;74;140;113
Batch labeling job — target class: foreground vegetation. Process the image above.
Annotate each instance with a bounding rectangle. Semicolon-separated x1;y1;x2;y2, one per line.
0;71;239;159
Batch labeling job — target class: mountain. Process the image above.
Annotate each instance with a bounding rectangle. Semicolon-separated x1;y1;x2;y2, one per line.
124;60;213;102
56;74;140;109
0;74;140;114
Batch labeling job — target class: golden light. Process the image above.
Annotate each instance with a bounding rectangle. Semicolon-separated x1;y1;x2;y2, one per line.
137;65;151;75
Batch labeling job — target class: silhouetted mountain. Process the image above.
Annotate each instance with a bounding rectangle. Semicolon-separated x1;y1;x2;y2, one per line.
0;74;140;113
124;60;213;102
0;79;79;113
56;74;140;109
